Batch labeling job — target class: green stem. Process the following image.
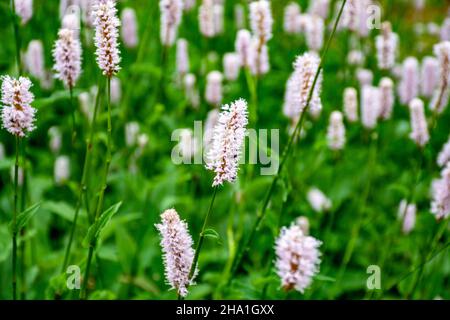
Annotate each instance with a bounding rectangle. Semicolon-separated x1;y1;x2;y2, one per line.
95;77;113;219
244;68;258;127
80;242;95;300
334;133;378;295
375;148;424;299
80;77;112;300
11;0;22;76
187;187;219;289
61;79;104;273
227;0;348;284
386;240;449;292
12;136;20;300
10;2;23;299
69;86;76;148
407;218;449;298
19;140;27;300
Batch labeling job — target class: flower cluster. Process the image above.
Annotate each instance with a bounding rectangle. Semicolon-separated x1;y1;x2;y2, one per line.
121;8;139;48
379;77;394;120
431;164;450;220
284;53;322;121
93;0;121;77
275;223;322;293
376;22;398;70
343;87;358;122
421;56;439;98
1;76;36;137
430;41;450;114
205;71;223;106
327;111;346;151
409;98;429;147
307;188;331;212
398;200;417;234
15;0;33;24
398;57;420;105
361;86;380;129
249;0;273;43
53;28;82;88
206;99;248;186
160;0;183;46
155;209;196;297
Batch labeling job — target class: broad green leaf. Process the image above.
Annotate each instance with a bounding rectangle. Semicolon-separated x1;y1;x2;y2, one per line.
83;202;122;246
9;202;41;233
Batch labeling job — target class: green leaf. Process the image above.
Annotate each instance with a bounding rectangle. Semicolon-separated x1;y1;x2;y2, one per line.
9;202;41;233
204;228;221;244
83;202;122;246
315;274;336;282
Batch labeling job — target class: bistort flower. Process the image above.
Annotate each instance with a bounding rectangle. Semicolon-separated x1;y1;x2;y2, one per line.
121;8;139;48
1;76;36;137
92;0;121;77
275;223;322;293
327;111;346;151
431;164;450;220
409;98;429;147
160;0;183;46
206;99;248;186
155;209;196;297
53;28;82;88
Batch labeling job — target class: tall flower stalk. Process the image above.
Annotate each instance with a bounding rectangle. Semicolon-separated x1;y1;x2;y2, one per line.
81;0;120;300
227;0;348;284
52;27;82;147
187;99;249;295
248;0;273;126
11;0;23;75
1;76;36;300
61;78;104;273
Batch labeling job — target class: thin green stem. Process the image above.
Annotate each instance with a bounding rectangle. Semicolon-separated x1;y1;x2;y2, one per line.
407;218;449;298
188;187;219;287
374;149;424;299
19;140;27;300
11;0;22;76
333;133;378;295
80;77;112;300
385;235;449;293
227;0;348;283
244;68;258;127
69;86;76;148
12;136;20;300
95;77;113;220
80;242;95;300
61;79;104;273
11;0;24;297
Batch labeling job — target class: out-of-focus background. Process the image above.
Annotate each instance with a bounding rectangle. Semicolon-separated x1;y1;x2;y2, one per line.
0;0;449;300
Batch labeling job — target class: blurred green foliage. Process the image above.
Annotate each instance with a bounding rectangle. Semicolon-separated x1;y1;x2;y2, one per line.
0;0;448;300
